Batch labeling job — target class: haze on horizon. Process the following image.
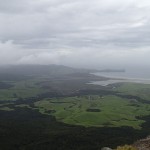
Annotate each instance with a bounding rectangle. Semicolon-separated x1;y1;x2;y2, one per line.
0;0;150;70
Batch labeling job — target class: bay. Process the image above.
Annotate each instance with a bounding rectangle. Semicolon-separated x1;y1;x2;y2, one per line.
90;68;150;86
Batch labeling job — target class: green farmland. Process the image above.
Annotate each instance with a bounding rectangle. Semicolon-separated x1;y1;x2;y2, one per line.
0;79;47;101
34;94;150;129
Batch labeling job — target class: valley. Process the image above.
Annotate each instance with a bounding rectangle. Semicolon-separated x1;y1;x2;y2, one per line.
0;65;150;150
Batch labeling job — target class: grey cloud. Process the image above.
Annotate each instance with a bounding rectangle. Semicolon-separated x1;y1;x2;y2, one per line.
0;0;150;69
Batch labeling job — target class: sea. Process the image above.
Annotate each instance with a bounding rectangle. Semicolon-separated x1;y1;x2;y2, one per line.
90;68;150;86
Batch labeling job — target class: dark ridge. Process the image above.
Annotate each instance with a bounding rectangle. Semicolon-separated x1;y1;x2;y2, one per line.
0;64;91;76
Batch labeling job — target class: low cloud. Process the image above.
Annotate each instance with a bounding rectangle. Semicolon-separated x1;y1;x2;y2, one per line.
0;0;150;69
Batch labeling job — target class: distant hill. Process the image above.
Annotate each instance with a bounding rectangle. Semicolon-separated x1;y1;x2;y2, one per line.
0;64;96;79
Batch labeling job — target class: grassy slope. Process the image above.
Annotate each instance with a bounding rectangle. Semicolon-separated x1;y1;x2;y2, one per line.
114;82;150;100
0;78;47;100
34;94;150;129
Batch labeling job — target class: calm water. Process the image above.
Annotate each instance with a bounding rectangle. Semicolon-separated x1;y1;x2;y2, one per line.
90;68;150;86
94;68;150;79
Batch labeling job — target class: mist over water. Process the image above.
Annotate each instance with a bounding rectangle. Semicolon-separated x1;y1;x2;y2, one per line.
91;67;150;86
95;67;150;80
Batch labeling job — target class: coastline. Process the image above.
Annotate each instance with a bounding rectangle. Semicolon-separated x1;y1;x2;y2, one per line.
89;73;150;86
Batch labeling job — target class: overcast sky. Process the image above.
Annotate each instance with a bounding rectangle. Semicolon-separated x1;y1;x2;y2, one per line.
0;0;150;69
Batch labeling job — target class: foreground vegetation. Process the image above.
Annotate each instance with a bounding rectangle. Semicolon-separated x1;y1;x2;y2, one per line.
116;145;137;150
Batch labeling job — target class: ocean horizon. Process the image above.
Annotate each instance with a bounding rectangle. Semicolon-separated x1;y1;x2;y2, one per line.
95;68;150;80
90;68;150;86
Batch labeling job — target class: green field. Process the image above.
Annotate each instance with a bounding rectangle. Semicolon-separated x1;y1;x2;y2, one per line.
0;78;47;101
34;94;150;129
114;82;150;100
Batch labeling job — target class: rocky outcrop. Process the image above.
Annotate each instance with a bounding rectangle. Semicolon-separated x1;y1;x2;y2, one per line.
133;136;150;150
101;136;150;150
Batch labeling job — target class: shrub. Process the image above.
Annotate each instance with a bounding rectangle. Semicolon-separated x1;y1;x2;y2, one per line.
116;145;137;150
